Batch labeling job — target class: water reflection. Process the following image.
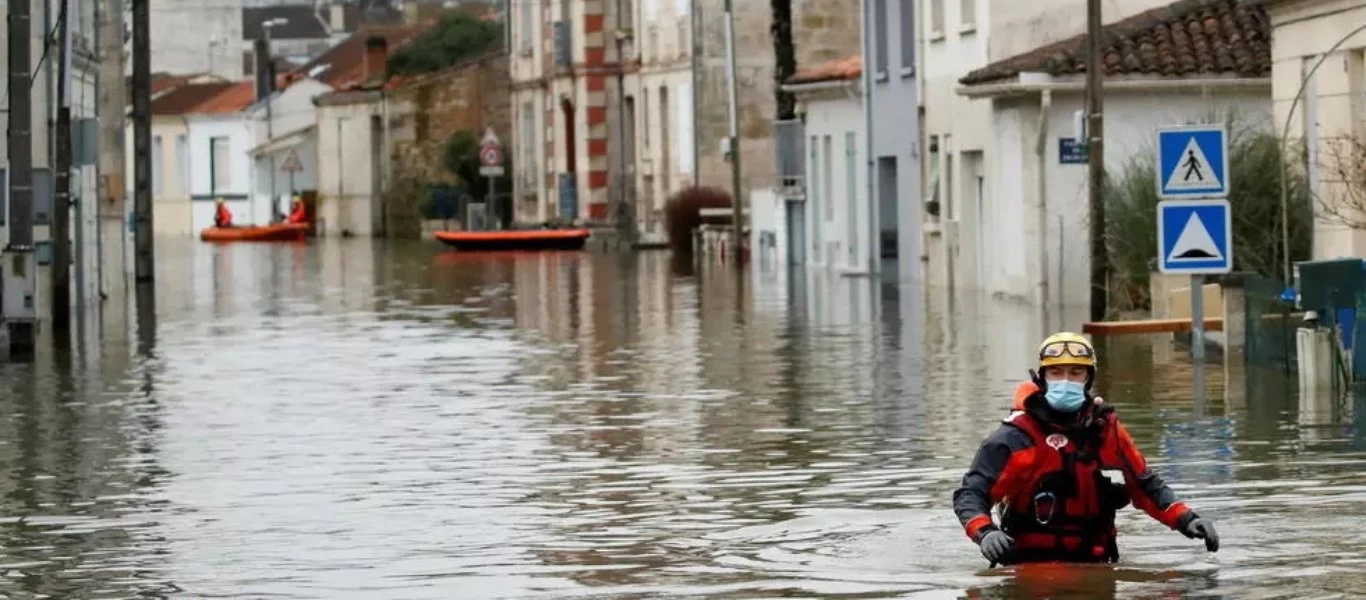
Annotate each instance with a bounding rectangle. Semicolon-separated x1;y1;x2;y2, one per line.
0;239;1361;598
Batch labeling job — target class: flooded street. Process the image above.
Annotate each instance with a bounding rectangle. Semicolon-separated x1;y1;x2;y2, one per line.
2;238;1364;599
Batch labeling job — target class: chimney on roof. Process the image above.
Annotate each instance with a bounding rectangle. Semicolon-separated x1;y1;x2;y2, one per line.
364;36;388;81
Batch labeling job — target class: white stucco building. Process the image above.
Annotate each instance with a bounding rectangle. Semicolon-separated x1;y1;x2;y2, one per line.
1267;0;1366;261
314;92;383;236
632;0;694;242
780;55;870;273
919;0;1176;292
956;0;1272;326
249;78;329;218
188;105;259;230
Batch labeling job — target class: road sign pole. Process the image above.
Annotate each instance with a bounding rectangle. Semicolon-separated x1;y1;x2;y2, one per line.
1190;274;1205;362
486;175;495;230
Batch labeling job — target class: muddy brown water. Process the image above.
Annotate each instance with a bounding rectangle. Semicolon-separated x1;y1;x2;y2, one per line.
0;238;1362;599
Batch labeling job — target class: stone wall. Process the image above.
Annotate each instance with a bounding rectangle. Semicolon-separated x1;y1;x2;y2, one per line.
385;52;513;185
694;0;861;200
380;52;511;236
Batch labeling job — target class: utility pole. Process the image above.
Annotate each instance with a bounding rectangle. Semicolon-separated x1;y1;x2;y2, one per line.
6;0;37;353
99;0;129;301
1086;0;1108;322
132;0;154;282
53;0;74;333
723;0;742;269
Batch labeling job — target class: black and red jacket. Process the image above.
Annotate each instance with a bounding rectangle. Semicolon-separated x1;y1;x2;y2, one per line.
952;381;1194;564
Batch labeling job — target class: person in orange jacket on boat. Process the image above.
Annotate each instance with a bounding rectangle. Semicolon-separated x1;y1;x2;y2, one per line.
952;332;1219;566
214;198;234;228
286;196;308;224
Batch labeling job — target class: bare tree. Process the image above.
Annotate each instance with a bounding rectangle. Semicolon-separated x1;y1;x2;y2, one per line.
1312;131;1366;230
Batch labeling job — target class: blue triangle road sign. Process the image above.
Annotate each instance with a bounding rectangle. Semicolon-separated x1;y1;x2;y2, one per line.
1157;199;1232;274
1157;125;1229;199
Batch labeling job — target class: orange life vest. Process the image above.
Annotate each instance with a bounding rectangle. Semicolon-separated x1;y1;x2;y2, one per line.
997;409;1129;563
287;203;307;224
215;204;233;227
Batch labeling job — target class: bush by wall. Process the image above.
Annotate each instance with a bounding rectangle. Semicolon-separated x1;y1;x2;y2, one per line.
1103;120;1313;312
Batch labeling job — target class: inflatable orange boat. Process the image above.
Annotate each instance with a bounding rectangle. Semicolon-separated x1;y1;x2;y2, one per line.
433;228;591;251
200;222;309;242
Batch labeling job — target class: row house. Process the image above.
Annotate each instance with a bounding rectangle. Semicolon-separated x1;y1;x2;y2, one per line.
511;0;636;226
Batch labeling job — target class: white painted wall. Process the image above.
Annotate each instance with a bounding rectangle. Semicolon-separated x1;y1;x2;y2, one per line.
150;0;244;79
980;87;1272;317
253;79;331;143
254;135;318;218
923;0;993;289
986;0;1173;61
512;89;548;224
125;118;195;236
800;91;869;273
636;72;694;235
749;188;787;269
249;79;328;216
1269;0;1366;260
187;114;256;230
316;101;381;236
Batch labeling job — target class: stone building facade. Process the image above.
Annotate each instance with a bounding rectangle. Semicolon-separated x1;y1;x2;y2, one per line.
314;51;511;237
510;0;635;226
693;0;862;206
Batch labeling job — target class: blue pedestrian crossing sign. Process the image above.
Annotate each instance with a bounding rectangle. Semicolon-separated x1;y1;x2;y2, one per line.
1157;199;1232;274
1157;125;1229;199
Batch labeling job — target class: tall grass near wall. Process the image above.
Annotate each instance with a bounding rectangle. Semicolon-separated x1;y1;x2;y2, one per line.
1103;118;1314;313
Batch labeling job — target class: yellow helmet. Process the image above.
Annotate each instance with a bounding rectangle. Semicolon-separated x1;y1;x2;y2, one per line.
1037;332;1096;369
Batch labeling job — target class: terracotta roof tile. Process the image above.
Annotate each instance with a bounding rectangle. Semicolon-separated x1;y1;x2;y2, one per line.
150;82;239;115
191;81;257;114
288;23;434;89
959;0;1269;86
785;55;862;85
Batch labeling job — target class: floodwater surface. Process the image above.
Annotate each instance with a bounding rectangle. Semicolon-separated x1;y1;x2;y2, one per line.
0;238;1363;599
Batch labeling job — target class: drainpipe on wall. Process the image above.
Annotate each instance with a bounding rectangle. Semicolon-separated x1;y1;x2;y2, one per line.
1035;89;1051;333
862;0;875;274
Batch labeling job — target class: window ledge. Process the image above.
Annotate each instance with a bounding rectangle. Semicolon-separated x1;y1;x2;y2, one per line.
929;31;945;42
875;70;889;82
900;66;915;78
959;24;977;35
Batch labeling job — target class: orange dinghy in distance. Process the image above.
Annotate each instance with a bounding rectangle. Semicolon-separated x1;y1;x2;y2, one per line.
200;222;309;242
433;228;591;251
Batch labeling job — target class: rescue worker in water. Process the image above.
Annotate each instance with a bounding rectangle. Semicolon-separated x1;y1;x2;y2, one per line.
953;332;1220;565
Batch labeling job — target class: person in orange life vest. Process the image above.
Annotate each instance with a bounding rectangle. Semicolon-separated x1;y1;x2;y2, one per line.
286;196;307;224
952;332;1219;565
214;198;233;228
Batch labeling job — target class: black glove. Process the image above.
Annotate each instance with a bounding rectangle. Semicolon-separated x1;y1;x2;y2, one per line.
1179;512;1220;552
978;528;1014;564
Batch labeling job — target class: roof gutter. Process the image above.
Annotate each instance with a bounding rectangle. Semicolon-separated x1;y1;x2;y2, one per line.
956;74;1269;99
